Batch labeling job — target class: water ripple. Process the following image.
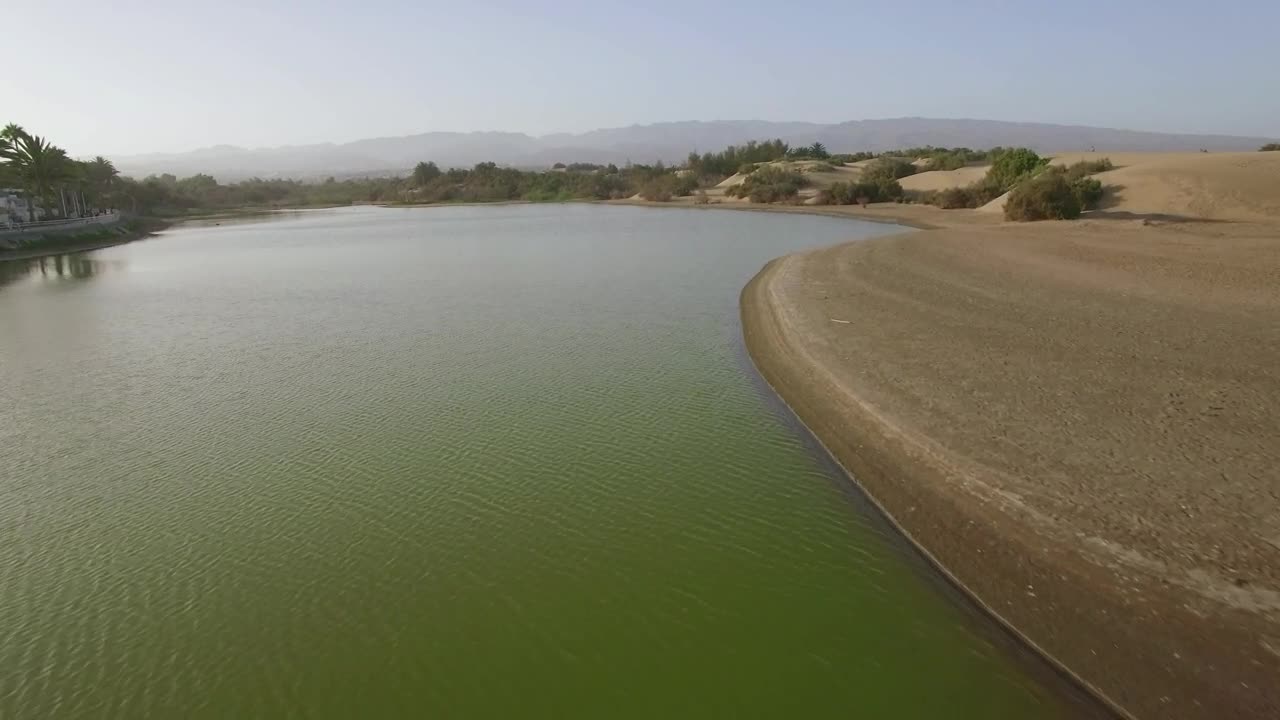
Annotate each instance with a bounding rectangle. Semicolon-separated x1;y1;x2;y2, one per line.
0;205;1070;718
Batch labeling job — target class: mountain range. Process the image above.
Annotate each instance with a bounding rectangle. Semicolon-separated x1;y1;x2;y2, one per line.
111;118;1277;181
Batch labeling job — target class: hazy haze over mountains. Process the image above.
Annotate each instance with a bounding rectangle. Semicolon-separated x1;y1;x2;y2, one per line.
112;118;1277;181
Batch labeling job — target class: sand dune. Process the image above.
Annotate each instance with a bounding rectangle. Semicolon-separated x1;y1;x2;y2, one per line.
1086;152;1280;221
714;172;749;189
898;164;991;192
715;161;862;191
1049;151;1206;168
702;150;1280;224
801;167;862;188
906;151;1280;222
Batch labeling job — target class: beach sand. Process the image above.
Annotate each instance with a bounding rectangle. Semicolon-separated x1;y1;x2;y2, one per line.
735;151;1280;719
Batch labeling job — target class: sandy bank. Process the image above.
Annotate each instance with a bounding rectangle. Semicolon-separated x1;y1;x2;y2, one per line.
741;218;1280;720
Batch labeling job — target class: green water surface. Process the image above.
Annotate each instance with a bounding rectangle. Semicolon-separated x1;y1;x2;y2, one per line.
1;205;1081;718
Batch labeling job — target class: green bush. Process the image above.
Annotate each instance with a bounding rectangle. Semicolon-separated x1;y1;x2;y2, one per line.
864;158;916;180
731;167;809;203
1004;172;1082;221
822;182;855;205
867;177;904;202
821;178;903;205
638;172;697;201
524;187;574;202
686;139;790;178
832;152;875;164
412;161;442;186
987;148;1048;191
904;189;938;205
748;185;792;203
1064;158;1114;180
786;142;830;160
910;172;1005;210
1259;143;1280;151
926;152;968;171
970;176;1008;206
640;180;673;202
1069;176;1104;209
937;186;977;209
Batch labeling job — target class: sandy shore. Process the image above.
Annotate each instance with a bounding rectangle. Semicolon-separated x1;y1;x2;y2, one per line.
741;214;1280;720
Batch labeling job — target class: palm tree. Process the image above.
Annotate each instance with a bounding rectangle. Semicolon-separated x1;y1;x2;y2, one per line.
0;126;74;221
83;156;119;211
0;124;21;189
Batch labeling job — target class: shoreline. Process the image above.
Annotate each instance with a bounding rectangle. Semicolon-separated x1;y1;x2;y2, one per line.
0;218;173;263
740;257;1130;719
740;218;1280;720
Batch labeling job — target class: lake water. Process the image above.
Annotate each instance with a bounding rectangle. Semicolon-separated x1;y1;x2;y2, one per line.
0;205;1082;718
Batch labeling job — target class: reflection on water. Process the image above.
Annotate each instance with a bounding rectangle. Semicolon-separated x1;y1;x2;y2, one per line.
0;252;120;289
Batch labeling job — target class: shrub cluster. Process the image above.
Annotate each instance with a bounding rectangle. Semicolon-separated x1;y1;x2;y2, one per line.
1259;143;1280;152
726;167;809;203
685;140;790;178
786;142;831;160
1002;165;1106;222
913;148;1107;212
866;158;917;180
1069;176;1104;209
831;152;875;164
1004;172;1082;221
926;153;968;171
639;172;699;202
986;148;1049;190
817;158;912;205
1063;158;1115;178
909;175;1005;209
821;177;904;205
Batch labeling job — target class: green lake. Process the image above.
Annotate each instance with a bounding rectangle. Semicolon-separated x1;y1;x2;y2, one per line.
0;205;1089;717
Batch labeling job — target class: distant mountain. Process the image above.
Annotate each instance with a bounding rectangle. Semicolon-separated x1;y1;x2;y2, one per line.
112;118;1276;181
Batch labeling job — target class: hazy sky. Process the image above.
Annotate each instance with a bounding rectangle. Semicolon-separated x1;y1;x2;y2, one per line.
12;0;1279;157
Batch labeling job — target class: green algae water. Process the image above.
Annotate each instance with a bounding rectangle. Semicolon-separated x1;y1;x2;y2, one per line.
0;206;1082;718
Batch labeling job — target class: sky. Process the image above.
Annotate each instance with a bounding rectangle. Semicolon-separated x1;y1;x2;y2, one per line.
10;0;1279;157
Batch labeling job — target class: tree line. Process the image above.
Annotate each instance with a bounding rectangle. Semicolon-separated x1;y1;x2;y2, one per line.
2;121;1125;222
2;125;121;221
